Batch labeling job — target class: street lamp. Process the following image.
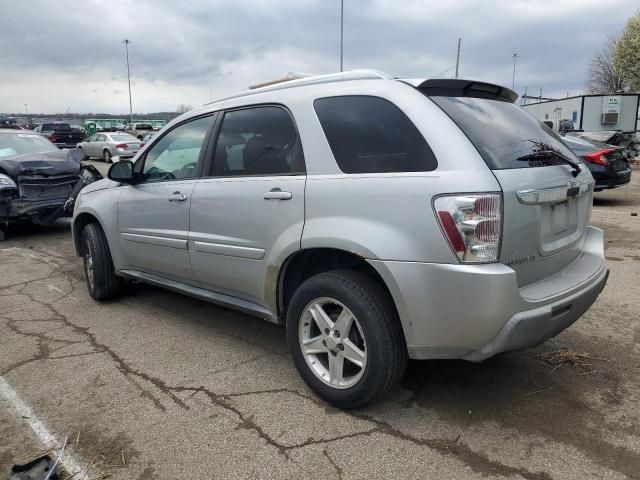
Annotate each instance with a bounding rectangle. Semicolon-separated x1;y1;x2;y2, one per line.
339;0;344;72
512;53;518;90
123;39;133;123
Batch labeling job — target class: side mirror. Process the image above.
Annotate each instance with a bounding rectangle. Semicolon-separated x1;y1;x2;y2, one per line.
108;160;135;184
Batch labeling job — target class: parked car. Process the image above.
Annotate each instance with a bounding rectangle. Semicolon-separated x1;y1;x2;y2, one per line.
542;118;574;133
78;133;145;163
72;71;607;408
561;135;631;191
121;123;154;140
34;122;84;148
141;131;157;143
0;129;99;237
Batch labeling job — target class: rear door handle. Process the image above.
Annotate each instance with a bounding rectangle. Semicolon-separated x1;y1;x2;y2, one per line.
168;191;188;202
263;188;292;200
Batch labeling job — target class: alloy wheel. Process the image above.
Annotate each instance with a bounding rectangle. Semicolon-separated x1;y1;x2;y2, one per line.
83;239;95;292
299;297;367;389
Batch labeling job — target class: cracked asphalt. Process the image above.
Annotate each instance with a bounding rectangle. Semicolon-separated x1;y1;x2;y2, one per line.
1;164;639;479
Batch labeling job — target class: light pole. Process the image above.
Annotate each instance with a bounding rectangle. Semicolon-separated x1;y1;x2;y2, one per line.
455;38;461;79
512;53;518;90
123;39;133;123
339;0;344;72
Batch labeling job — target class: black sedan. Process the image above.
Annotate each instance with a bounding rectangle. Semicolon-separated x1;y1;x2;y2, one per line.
562;135;631;191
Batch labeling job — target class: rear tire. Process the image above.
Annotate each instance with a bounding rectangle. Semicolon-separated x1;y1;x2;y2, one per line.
286;269;407;408
103;149;112;163
81;223;122;300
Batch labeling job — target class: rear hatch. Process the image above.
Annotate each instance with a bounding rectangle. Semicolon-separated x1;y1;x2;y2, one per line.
422;82;594;287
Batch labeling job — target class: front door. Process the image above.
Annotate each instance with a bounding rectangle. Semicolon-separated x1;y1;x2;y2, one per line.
189;106;306;310
117;115;214;281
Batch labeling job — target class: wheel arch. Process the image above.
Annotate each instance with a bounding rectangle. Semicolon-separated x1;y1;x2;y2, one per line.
73;212;106;256
276;248;400;326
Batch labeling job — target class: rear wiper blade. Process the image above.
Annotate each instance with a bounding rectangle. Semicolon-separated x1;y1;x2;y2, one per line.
519;151;582;177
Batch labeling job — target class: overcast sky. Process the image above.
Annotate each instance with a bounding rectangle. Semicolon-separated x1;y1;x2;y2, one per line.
1;0;637;114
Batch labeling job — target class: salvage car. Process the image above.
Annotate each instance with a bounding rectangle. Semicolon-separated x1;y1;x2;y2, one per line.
72;71;608;408
0;129;100;239
562;135;631;191
78;132;145;162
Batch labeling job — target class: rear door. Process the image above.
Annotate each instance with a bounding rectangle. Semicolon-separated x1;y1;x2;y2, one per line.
429;94;594;287
188;105;306;309
117;114;215;281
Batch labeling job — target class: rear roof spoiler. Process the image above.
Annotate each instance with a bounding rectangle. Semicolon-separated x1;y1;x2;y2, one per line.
413;79;518;103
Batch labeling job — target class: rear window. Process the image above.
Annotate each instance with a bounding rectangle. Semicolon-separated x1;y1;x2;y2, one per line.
42;123;71;132
136;124;153;130
110;134;137;141
314;96;437;173
429;96;578;170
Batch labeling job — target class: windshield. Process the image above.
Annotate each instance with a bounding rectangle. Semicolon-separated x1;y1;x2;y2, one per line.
429;95;580;170
0;133;57;158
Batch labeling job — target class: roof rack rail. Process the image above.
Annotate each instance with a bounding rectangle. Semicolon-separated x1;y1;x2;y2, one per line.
211;69;393;103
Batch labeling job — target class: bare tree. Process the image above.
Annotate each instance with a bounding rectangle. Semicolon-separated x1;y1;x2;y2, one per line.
176;104;193;114
586;35;627;94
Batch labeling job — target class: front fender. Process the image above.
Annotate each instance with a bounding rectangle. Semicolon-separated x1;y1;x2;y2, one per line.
73;188;123;268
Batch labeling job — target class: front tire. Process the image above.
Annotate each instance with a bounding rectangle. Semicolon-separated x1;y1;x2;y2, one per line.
103;149;112;163
286;270;407;408
81;223;122;300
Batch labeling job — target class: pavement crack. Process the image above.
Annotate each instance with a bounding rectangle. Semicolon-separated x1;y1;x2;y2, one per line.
323;447;343;480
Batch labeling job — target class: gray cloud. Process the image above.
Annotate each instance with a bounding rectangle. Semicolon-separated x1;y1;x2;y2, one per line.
1;0;637;113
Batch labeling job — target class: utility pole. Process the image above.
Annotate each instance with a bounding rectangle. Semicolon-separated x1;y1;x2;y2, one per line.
339;0;344;72
455;38;461;79
512;53;518;90
123;39;133;123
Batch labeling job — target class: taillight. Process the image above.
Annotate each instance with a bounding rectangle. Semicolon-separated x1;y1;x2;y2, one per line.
139;143;145;148
115;143;128;149
49;135;57;143
583;149;614;166
434;193;502;263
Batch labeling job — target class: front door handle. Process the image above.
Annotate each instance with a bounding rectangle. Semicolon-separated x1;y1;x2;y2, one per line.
263;188;292;200
168;191;188;202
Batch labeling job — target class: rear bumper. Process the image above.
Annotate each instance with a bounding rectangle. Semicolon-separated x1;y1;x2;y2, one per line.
590;167;631;190
369;226;607;361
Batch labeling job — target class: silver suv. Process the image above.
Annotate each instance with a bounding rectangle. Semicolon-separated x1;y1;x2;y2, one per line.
72;70;608;408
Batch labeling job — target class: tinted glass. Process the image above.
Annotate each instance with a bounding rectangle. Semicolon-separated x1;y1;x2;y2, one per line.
42;123;71;132
0;133;57;158
141;116;212;182
430;96;579;170
211;106;304;176
313;96;437;174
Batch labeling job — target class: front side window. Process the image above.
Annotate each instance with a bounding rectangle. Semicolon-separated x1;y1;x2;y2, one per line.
211;106;304;176
141;116;212;182
314;96;437;174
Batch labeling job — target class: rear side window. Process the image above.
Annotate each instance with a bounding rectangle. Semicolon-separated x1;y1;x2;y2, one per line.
314;96;437;173
429;96;578;170
211;106;304;176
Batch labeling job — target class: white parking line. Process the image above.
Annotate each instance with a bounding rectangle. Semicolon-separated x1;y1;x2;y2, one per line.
0;376;89;477
592;209;635;215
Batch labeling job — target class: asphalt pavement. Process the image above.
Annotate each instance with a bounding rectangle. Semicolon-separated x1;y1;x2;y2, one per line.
1;165;639;479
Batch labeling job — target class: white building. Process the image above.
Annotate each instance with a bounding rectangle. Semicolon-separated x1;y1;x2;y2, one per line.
522;94;639;133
